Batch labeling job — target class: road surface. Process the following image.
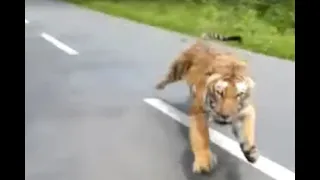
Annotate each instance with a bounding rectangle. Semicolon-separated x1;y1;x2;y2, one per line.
25;0;295;180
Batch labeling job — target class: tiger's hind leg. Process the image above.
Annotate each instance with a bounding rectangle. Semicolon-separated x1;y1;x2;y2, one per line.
155;77;176;90
232;105;260;163
156;54;191;90
155;67;182;90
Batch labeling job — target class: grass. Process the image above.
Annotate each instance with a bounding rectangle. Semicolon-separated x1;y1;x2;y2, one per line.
66;0;295;60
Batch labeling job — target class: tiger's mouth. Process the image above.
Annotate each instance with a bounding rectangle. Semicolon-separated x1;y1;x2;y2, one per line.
207;98;233;125
214;117;233;125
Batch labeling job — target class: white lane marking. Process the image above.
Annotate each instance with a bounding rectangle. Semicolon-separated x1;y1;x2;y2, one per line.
144;98;295;180
40;32;79;55
25;19;29;24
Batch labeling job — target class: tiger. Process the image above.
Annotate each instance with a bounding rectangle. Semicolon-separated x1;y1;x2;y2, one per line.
155;32;259;174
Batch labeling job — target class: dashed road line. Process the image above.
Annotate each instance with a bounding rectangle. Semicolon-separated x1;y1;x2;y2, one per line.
40;32;79;55
144;98;295;180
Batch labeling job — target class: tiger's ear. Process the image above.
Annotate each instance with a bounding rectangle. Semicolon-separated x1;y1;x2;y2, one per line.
206;73;222;88
245;77;255;89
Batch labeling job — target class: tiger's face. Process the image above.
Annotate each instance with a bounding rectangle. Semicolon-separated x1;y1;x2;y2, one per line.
206;73;255;124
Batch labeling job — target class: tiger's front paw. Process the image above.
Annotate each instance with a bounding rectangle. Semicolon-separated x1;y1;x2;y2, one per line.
241;144;260;163
192;150;218;174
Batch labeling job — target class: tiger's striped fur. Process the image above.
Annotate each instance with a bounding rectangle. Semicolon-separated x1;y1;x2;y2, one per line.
155;35;259;174
155;32;242;91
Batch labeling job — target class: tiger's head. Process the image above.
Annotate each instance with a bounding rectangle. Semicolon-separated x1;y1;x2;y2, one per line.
205;73;255;124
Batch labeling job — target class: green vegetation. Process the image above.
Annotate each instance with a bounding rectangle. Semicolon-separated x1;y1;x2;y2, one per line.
66;0;295;60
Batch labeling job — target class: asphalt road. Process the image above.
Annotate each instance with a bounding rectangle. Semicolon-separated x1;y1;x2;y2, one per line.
25;0;295;180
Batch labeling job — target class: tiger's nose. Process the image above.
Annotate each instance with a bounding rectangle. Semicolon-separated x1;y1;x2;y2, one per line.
219;114;230;120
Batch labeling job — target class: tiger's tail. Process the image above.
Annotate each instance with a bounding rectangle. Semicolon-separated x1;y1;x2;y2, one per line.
201;32;242;43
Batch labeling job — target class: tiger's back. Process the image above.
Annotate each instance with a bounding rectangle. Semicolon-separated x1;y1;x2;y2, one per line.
155;35;244;91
